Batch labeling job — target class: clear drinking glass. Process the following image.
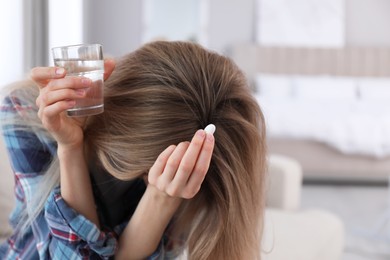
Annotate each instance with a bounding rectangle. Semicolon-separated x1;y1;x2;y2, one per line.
51;44;104;117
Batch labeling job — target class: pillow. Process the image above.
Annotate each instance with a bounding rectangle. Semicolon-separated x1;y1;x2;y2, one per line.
293;76;358;100
255;74;293;98
358;78;390;100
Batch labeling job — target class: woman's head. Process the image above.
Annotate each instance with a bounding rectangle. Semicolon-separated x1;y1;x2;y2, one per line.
85;41;266;259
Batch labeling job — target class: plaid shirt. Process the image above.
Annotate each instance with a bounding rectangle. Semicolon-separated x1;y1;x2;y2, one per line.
0;94;178;259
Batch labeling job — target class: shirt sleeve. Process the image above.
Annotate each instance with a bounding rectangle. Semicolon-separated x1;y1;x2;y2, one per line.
0;95;55;225
44;187;118;258
0;94;55;258
45;187;179;259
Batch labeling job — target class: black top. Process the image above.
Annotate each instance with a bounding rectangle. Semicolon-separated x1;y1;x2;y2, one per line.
90;164;146;228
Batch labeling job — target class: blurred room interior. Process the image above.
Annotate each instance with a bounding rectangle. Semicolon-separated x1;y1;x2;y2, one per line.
1;0;390;259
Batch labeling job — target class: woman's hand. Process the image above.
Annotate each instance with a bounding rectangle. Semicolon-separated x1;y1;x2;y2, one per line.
30;59;115;228
117;128;215;259
31;59;115;149
148;128;215;200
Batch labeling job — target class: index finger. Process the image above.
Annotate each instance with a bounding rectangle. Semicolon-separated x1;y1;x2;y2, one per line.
184;133;215;195
30;67;66;88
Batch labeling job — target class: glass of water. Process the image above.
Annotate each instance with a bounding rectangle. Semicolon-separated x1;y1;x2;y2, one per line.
51;44;104;117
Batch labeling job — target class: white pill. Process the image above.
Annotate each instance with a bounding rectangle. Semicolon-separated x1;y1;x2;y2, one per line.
204;124;216;135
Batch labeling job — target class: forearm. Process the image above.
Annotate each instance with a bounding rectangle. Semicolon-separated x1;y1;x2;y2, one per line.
116;185;182;260
58;145;100;227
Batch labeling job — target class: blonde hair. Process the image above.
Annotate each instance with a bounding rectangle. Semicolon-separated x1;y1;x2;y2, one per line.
3;41;267;259
0;81;59;235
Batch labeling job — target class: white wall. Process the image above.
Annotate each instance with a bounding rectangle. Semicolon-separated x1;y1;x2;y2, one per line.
83;0;143;58
82;0;255;56
48;0;83;65
80;0;390;58
207;0;256;53
143;0;201;43
0;0;24;87
346;0;390;47
257;0;345;48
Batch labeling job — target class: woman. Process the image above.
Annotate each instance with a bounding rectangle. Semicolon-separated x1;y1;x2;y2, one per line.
0;41;266;259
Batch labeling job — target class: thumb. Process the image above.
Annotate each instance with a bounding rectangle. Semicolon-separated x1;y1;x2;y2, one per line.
103;58;116;81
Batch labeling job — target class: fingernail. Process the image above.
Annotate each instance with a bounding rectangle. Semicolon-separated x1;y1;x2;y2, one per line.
76;89;86;96
55;68;65;75
67;100;76;107
105;57;115;63
206;133;214;142
81;78;92;86
196;129;206;138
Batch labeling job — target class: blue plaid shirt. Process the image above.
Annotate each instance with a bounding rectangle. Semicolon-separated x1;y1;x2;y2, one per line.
0;94;178;259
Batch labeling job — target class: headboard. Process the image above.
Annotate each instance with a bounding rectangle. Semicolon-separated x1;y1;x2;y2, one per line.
230;44;390;79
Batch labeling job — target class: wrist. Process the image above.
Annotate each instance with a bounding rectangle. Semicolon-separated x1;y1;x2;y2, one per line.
57;143;87;172
57;142;84;156
146;185;183;212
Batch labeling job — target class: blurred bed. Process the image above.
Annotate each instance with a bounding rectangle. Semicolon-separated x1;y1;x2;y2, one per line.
230;44;390;183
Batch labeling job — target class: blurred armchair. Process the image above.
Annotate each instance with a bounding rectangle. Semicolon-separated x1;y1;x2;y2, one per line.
263;154;345;260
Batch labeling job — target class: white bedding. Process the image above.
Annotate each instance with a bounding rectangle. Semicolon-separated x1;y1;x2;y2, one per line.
255;75;390;158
